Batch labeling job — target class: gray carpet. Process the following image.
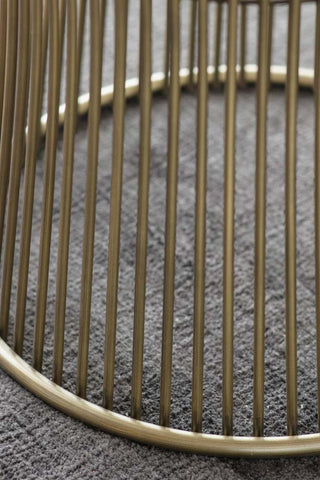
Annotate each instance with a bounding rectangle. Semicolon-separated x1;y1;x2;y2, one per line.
1;1;320;478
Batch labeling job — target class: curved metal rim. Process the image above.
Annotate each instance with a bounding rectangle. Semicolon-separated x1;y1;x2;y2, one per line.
39;64;315;138
2;338;320;457
3;64;319;458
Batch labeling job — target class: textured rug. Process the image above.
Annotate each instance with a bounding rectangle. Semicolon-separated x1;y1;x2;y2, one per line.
2;1;320;479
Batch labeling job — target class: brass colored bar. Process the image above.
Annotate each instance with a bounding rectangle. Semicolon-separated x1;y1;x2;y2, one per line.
267;4;274;89
33;0;61;372
41;0;49;89
159;0;180;428
7;330;320;458
0;0;30;343
59;0;67;96
131;0;152;420
213;2;223;88
222;0;238;437
36;67;316;140
315;0;320;432
0;0;18;263
0;0;7;134
13;0;42;355
164;0;171;92
239;4;247;86
188;0;197;90
253;0;269;438
192;0;208;434
101;0;107;43
285;0;301;437
59;0;67;35
53;0;78;385
103;0;128;410
77;0;103;400
76;0;87;99
36;0;49;149
6;332;320;458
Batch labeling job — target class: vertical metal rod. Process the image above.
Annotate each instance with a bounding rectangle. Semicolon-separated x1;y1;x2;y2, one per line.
222;0;238;437
59;0;67;36
285;0;300;437
267;4;274;89
188;0;197;90
0;0;7;135
100;0;107;45
33;0;61;372
53;0;78;385
131;0;152;420
164;0;171;92
13;0;42;355
213;2;223;89
99;0;107;89
159;0;180;428
315;0;320;434
192;0;208;434
253;0;269;438
0;0;30;343
239;4;247;87
103;0;128;410
36;0;49;150
0;0;18;263
76;0;87;99
77;0;103;400
41;0;49;95
59;0;67;99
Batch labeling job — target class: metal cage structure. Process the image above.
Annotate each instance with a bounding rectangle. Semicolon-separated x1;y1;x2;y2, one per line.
0;0;320;457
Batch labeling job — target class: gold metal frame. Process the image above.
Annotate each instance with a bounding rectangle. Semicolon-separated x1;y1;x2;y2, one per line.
0;0;320;457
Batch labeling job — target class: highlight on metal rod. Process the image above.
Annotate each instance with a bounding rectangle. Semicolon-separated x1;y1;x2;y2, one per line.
285;0;301;437
103;0;129;411
59;0;66;69
253;0;269;438
33;0;61;373
53;0;78;386
75;0;87;100
188;0;197;90
131;0;152;421
192;0;208;432
213;2;223;88
192;0;208;434
222;0;238;437
36;0;49;150
164;0;171;93
239;4;247;86
159;0;180;428
77;0;103;400
267;3;274;88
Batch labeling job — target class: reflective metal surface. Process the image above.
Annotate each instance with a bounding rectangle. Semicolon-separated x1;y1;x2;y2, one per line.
0;0;319;457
